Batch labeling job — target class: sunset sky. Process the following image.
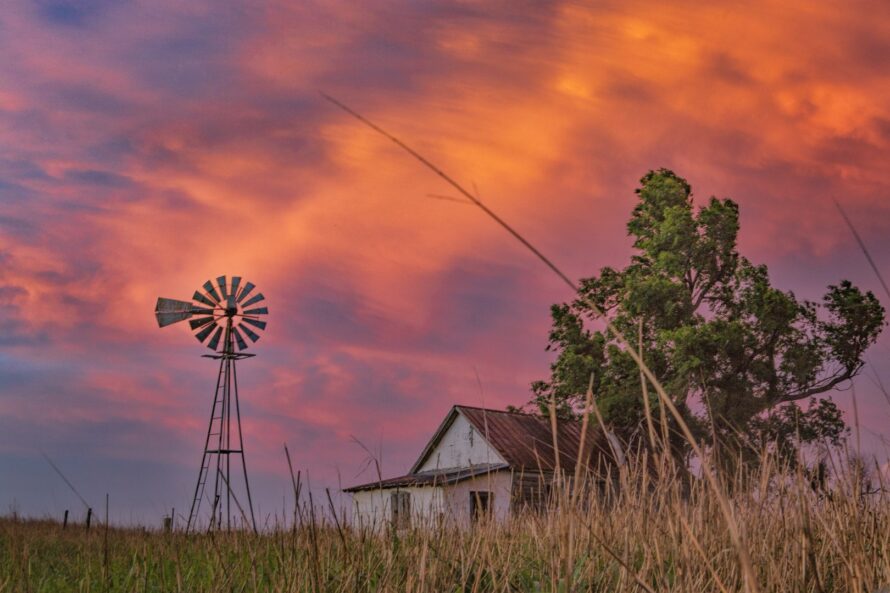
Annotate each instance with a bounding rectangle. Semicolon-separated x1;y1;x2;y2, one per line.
2;0;890;522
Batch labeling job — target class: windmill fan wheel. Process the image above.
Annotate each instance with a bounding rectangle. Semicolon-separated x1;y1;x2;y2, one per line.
154;276;269;352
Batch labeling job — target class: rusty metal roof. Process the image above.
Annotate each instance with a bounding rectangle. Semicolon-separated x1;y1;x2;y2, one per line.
407;405;617;474
343;463;508;492
455;406;614;472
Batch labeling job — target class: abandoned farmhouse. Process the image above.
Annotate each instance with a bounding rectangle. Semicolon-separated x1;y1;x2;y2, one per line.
344;405;622;527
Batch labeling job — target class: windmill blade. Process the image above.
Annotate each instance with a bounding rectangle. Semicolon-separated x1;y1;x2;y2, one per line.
155;297;195;327
241;317;267;331
241;293;265;308
195;322;217;343
192;291;217;308
190;307;215;316
237;282;256;303
230;277;241;298
239;324;261;342
207;326;224;351
232;326;248;351
203;281;222;304
243;307;268;316
189;316;216;331
217;276;228;300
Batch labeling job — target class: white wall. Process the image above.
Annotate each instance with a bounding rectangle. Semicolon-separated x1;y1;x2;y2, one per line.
349;470;513;529
351;408;515;529
417;411;506;472
350;486;444;528
442;470;513;527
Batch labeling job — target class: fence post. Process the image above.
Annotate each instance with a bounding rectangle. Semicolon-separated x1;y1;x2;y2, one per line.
86;508;92;531
63;509;69;529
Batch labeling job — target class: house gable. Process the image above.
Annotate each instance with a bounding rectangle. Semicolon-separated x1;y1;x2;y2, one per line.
411;407;507;473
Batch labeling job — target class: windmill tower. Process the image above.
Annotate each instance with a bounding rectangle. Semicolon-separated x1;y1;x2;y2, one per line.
155;276;268;532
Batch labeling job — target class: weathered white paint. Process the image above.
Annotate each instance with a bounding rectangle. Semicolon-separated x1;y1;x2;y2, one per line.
350;486;445;528
442;470;513;527
417;411;506;472
350;408;516;528
350;470;513;528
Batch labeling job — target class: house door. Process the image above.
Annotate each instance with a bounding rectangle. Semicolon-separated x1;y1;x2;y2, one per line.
391;491;410;528
470;491;492;522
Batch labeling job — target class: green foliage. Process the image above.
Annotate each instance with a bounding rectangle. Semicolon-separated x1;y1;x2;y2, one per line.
531;169;885;462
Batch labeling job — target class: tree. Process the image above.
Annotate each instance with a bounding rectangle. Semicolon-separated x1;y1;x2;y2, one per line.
531;169;884;467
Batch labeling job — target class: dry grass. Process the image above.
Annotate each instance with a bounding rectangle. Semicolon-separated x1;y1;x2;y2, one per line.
2;450;888;592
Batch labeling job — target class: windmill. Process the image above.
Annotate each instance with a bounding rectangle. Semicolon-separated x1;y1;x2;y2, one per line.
155;276;268;532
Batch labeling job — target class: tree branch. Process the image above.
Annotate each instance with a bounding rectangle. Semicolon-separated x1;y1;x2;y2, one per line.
777;365;859;404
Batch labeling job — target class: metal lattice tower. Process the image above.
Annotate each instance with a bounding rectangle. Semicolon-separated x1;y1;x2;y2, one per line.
155;276;268;533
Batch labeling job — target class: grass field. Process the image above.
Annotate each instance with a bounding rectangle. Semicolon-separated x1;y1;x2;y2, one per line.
2;450;888;593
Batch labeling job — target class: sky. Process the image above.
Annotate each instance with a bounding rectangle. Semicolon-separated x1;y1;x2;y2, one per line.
1;0;890;524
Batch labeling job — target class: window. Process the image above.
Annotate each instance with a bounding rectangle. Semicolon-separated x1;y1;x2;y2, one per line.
470;491;492;522
391;491;410;528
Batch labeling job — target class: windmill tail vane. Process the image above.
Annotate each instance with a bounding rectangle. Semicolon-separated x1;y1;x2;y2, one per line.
155;275;268;533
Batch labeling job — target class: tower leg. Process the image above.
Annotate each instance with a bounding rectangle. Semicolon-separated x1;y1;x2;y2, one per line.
208;353;228;532
186;356;227;533
233;361;258;533
224;353;232;530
